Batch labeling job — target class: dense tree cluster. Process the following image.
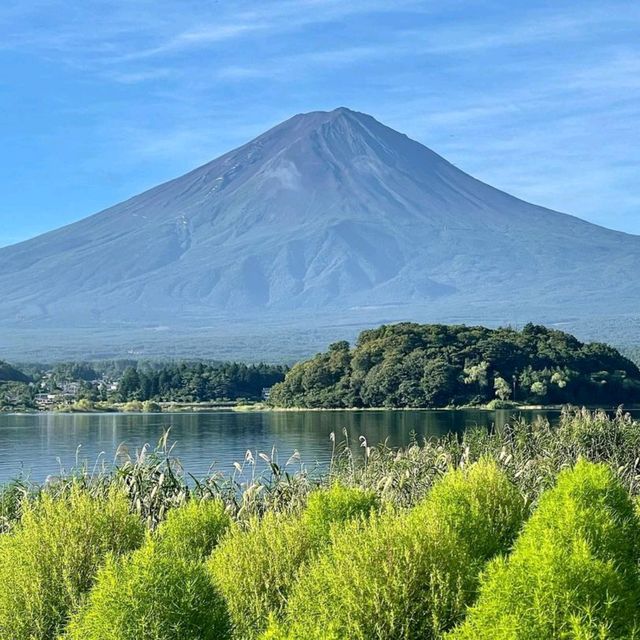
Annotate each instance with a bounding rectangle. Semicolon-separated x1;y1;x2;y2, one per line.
269;323;640;408
0;362;33;410
117;362;287;403
0;360;30;383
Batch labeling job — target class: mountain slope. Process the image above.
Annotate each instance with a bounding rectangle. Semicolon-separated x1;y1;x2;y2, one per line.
0;107;638;344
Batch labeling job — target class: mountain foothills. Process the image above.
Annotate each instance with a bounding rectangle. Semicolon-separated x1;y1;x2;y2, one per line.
269;323;640;408
1;107;640;358
0;360;29;383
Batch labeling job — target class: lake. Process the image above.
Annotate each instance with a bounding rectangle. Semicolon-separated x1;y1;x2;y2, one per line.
0;408;564;484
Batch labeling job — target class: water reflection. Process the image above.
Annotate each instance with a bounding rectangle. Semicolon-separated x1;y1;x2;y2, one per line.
0;409;561;483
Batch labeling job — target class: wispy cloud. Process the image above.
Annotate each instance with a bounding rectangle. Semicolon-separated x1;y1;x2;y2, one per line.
210;6;640;84
0;0;426;62
1;0;639;238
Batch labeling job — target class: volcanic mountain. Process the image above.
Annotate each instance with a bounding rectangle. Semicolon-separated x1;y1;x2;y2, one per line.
1;107;639;357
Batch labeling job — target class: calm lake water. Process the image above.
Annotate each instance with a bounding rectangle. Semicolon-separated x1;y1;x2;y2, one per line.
0;409;567;484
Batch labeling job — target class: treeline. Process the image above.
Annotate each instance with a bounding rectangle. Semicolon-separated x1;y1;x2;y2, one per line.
1;359;288;410
269;322;640;408
0;360;30;383
622;346;640;367
0;361;32;410
116;362;287;402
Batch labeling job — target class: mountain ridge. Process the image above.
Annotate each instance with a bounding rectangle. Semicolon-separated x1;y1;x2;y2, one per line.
1;107;638;357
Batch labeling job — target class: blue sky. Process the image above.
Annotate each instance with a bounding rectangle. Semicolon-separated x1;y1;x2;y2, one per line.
0;0;639;247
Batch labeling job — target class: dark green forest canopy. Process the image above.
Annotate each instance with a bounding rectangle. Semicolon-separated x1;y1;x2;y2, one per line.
0;360;30;383
117;361;287;402
268;323;640;408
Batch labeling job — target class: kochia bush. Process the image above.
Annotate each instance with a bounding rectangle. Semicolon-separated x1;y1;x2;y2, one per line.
63;498;232;640
64;544;231;640
0;487;144;640
300;482;379;544
277;460;526;640
154;498;231;559
448;460;640;639
209;484;378;639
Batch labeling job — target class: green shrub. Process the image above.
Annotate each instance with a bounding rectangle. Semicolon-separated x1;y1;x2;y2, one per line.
154;498;231;560
300;482;378;543
64;543;231;640
209;484;378;639
449;460;640;639
0;487;144;640
424;458;526;560
142;400;162;413
63;499;232;640
280;460;525;640
122;400;143;412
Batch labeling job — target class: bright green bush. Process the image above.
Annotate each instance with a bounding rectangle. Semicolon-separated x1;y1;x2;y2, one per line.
0;487;144;640
64;543;230;640
279;460;526;640
64;499;232;640
300;482;378;543
424;458;526;560
449;460;640;639
209;484;378;639
154;498;231;560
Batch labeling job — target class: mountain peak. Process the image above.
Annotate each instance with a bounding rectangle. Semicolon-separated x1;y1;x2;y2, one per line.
298;106;359;119
264;106;379;142
1;107;639;361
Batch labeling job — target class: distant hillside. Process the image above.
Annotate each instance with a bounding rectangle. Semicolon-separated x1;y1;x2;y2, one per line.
1;107;640;359
269;323;640;408
0;360;30;383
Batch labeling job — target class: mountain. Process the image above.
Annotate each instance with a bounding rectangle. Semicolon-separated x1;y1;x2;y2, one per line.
0;107;639;359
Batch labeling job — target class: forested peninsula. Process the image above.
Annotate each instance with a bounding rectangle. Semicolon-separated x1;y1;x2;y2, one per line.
268;323;640;409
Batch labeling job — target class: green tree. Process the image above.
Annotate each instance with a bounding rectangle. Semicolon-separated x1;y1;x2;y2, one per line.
493;376;511;400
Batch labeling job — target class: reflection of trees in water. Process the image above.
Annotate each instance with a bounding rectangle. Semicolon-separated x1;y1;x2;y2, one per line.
1;409;561;484
265;409;560;459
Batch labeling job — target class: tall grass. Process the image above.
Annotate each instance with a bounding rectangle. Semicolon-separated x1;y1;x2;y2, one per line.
1;409;640;639
3;409;640;532
0;486;144;640
0;477;28;533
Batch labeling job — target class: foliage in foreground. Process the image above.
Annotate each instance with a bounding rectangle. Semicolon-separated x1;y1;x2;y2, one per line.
65;499;232;640
0;487;144;640
209;484;378;639
273;460;525;640
448;460;640;639
2;410;640;639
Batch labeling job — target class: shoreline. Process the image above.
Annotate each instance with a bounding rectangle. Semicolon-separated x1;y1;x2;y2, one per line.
236;404;636;413
3;402;638;416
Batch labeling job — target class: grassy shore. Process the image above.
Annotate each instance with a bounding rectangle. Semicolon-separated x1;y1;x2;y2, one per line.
12;396;640;414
